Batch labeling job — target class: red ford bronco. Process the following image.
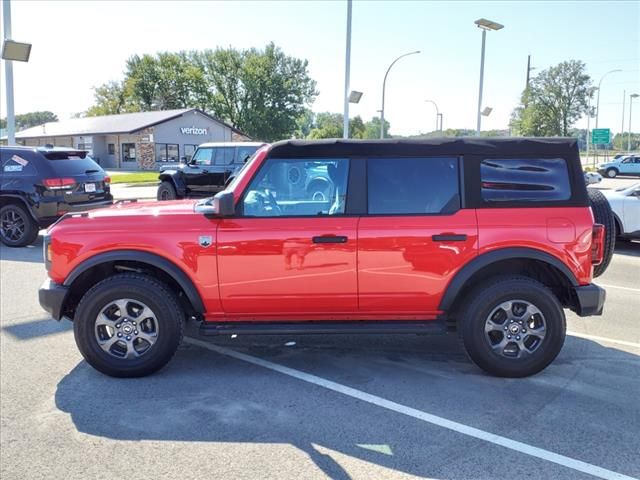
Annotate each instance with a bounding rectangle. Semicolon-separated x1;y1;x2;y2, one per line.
39;138;611;378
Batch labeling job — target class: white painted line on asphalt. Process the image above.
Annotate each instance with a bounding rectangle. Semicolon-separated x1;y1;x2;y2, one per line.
185;337;638;480
567;331;640;349
599;283;640;294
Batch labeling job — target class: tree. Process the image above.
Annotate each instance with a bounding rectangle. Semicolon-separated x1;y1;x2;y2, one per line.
363;116;390;139
196;43;317;141
86;81;139;116
511;60;592;136
306;113;388;139
1;111;58;130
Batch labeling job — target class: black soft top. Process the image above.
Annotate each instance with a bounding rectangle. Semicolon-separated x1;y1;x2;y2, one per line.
268;137;579;159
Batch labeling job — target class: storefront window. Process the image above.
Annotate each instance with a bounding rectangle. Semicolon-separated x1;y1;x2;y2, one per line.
122;143;136;162
156;143;179;162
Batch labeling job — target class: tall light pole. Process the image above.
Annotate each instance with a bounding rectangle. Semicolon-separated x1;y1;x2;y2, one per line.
380;50;420;139
586;87;597;165
425;99;440;132
3;0;16;145
629;93;639;152
595;69;622;128
342;0;352;139
475;18;503;136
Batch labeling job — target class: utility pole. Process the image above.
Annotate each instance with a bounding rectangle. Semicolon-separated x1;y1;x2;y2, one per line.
524;55;535;108
3;0;16;145
621;90;626;151
342;0;352;139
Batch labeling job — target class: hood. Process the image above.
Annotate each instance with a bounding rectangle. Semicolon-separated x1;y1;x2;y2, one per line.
87;199;199;219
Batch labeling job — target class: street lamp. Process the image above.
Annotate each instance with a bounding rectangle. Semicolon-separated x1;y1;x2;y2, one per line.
595;69;622;129
2;0;33;146
585;87;598;164
342;0;353;139
425;100;441;132
629;93;639;152
380;50;420;139
474;18;503;136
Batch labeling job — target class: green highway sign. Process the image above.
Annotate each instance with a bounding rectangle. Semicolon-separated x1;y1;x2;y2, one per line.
591;128;611;144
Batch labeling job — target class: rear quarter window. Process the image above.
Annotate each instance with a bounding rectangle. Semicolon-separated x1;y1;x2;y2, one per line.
480;158;571;203
1;151;38;176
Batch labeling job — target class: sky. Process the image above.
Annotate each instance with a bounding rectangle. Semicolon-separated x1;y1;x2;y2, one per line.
1;0;639;137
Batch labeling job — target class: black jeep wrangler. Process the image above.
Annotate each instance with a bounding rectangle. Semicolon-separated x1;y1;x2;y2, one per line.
157;142;264;200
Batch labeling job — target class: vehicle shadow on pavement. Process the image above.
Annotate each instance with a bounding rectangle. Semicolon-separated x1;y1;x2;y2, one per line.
54;334;640;479
2;316;72;340
614;240;640;257
0;235;44;263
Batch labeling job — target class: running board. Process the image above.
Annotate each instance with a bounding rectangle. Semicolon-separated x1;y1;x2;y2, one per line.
199;320;447;336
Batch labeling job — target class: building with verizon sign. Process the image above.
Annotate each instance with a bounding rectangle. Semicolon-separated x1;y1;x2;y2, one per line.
7;109;250;170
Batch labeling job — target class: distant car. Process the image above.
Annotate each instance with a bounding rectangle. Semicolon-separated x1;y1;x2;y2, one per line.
1;146;112;247
601;182;640;239
157;142;265;200
597;155;640;178
584;171;602;185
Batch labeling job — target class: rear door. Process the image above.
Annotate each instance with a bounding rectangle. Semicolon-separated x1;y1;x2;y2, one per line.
358;157;478;316
217;156;358;317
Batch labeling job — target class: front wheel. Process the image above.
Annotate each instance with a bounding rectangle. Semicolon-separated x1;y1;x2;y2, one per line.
458;276;566;378
157;181;178;200
74;273;184;377
606;168;618;178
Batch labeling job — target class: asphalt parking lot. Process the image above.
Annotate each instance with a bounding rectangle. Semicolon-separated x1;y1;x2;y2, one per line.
1;236;639;480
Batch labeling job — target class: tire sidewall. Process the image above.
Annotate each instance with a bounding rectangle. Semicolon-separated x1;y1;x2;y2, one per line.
461;279;566;377
606;168;617;178
74;276;183;377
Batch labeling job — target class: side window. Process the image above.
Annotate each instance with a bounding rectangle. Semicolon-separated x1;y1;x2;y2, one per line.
368;157;459;215
214;147;234;166
621;158;632;164
235;146;258;164
192;147;213;166
241;158;350;217
480;158;571;202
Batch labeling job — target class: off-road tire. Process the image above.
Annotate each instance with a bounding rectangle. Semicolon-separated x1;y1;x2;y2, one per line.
0;203;40;247
588;188;615;277
74;273;184;377
157;181;178;201
459;276;566;378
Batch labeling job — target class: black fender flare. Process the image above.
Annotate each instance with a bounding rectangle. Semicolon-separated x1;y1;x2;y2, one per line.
0;193;39;222
63;250;205;314
438;247;579;312
158;172;187;197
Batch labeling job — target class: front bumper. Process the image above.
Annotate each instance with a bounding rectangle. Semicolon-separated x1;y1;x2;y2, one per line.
39;279;70;321
572;283;606;316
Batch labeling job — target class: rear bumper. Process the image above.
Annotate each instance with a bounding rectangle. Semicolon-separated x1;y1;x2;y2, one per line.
39;279;70;321
572;283;606;317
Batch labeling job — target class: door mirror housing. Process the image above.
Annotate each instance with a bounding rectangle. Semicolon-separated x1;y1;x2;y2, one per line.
194;191;235;217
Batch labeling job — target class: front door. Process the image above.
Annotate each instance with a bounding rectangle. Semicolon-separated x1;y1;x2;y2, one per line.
358;156;478;315
217;156;357;318
185;146;215;197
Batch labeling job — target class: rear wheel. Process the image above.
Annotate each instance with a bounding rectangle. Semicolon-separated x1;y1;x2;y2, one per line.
459;276;566;378
157;181;178;200
588;189;615;277
0;203;39;247
74;273;184;377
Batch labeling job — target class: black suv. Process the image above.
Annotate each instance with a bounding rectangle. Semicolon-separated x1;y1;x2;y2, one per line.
0;146;113;247
157;142;264;200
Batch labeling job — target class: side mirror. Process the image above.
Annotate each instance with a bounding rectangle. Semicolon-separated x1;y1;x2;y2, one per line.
195;191;235;217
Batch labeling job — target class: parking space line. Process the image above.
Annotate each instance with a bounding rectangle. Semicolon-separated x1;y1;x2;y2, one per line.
599;283;640;294
185;337;638;480
567;331;640;349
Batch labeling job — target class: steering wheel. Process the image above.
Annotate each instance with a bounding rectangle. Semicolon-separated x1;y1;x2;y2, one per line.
264;190;282;216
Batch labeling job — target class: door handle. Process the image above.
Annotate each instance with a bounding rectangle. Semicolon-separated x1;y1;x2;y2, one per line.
432;234;467;242
312;235;348;244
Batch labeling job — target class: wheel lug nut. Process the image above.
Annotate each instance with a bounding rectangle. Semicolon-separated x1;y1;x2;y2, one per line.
518;321;523;325
115;323;121;328
126;336;131;341
117;333;122;337
516;335;521;340
507;335;512;339
134;330;138;335
522;329;526;333
132;322;136;326
504;326;508;331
